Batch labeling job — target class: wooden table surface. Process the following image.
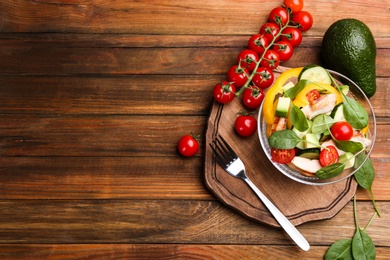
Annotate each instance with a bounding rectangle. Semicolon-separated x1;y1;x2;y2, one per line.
0;0;389;259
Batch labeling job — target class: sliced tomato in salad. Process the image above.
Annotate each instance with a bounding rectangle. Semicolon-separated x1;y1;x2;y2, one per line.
319;146;339;167
271;148;296;164
306;89;320;104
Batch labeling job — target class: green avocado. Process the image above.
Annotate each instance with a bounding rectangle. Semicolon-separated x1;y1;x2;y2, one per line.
321;19;377;98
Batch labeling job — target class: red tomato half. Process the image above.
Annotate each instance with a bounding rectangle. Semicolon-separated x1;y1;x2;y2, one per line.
331;122;354;141
292;11;313;32
306;89;321;104
235;115;257;137
242;87;265;110
283;0;304;13
319;146;339;167
178;135;199;157
271;148;296;164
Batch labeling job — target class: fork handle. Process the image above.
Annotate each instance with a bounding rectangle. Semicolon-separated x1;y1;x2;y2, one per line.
243;177;310;251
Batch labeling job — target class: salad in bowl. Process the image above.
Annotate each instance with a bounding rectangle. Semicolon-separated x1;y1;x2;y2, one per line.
258;65;376;185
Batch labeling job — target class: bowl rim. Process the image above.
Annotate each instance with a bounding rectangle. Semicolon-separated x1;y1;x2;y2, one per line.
257;69;377;185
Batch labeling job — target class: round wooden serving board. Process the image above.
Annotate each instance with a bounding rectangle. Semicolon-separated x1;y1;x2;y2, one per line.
204;67;358;227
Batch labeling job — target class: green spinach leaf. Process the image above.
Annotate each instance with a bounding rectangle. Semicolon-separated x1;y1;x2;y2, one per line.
284;79;309;99
335;140;364;153
311;114;334;134
316;163;345;179
324;238;353;260
289;103;309;132
343;96;369;129
352;228;376;260
268;130;301;149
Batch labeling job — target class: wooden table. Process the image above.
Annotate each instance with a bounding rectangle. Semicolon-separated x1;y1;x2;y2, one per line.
0;0;389;259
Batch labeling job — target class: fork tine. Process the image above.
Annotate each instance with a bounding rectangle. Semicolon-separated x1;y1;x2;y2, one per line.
216;135;237;161
209;142;229;167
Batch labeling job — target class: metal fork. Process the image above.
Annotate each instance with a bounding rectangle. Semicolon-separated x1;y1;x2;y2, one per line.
210;135;310;251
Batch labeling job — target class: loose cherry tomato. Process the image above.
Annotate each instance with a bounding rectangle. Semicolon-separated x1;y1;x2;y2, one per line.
331;121;354;141
283;0;304;13
178;135;199;157
235;115;257;137
260;22;280;43
292;11;313;32
248;34;269;55
280;27;302;48
242;86;265;110
236;49;259;72
251;67;274;89
269;7;289;26
306;89;321;104
272;40;294;62
260;49;280;69
271;148;296;164
213;81;236;104
319;145;339;167
227;65;249;88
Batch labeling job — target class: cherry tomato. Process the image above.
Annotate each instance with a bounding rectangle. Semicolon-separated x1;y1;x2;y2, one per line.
260;22;280;43
260;49;280;69
306;89;321;104
227;65;249;88
269;7;289;26
235;115;257;137
248;34;269;55
331;122;354;141
236;49;259;72
213;81;236;104
271;148;296;164
283;0;304;13
292;11;313;32
272;40;294;62
319;145;339;167
242;86;265;110
178;135;199;157
251;67;274;89
280;27;302;48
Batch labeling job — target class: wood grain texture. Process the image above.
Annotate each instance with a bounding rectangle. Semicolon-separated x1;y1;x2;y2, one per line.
0;0;389;258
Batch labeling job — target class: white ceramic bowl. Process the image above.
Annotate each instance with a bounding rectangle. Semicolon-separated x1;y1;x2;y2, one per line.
258;70;376;185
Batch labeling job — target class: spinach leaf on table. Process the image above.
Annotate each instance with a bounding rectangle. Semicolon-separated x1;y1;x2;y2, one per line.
324;238;353;260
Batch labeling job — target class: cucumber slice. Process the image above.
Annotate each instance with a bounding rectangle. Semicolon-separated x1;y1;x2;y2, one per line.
297;148;320;159
298;65;332;85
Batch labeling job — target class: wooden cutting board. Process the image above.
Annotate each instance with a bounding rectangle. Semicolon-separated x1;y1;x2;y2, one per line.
204;67;358;227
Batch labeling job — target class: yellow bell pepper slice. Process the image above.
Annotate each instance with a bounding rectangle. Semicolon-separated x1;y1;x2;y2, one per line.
263;67;303;125
292;82;343;108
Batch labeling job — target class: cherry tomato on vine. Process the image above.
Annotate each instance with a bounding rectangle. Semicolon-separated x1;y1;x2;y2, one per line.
331;122;354;141
306;89;321;104
213;81;236;104
260;49;280;69
227;65;250;88
236;49;259;72
283;0;304;13
178;135;199;157
242;86;265;110
271;148;296;164
251;67;274;89
319;146;339;167
260;22;280;43
235;114;257;137
269;7;289;26
280;27;302;48
248;34;269;55
272;40;294;62
292;11;313;32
